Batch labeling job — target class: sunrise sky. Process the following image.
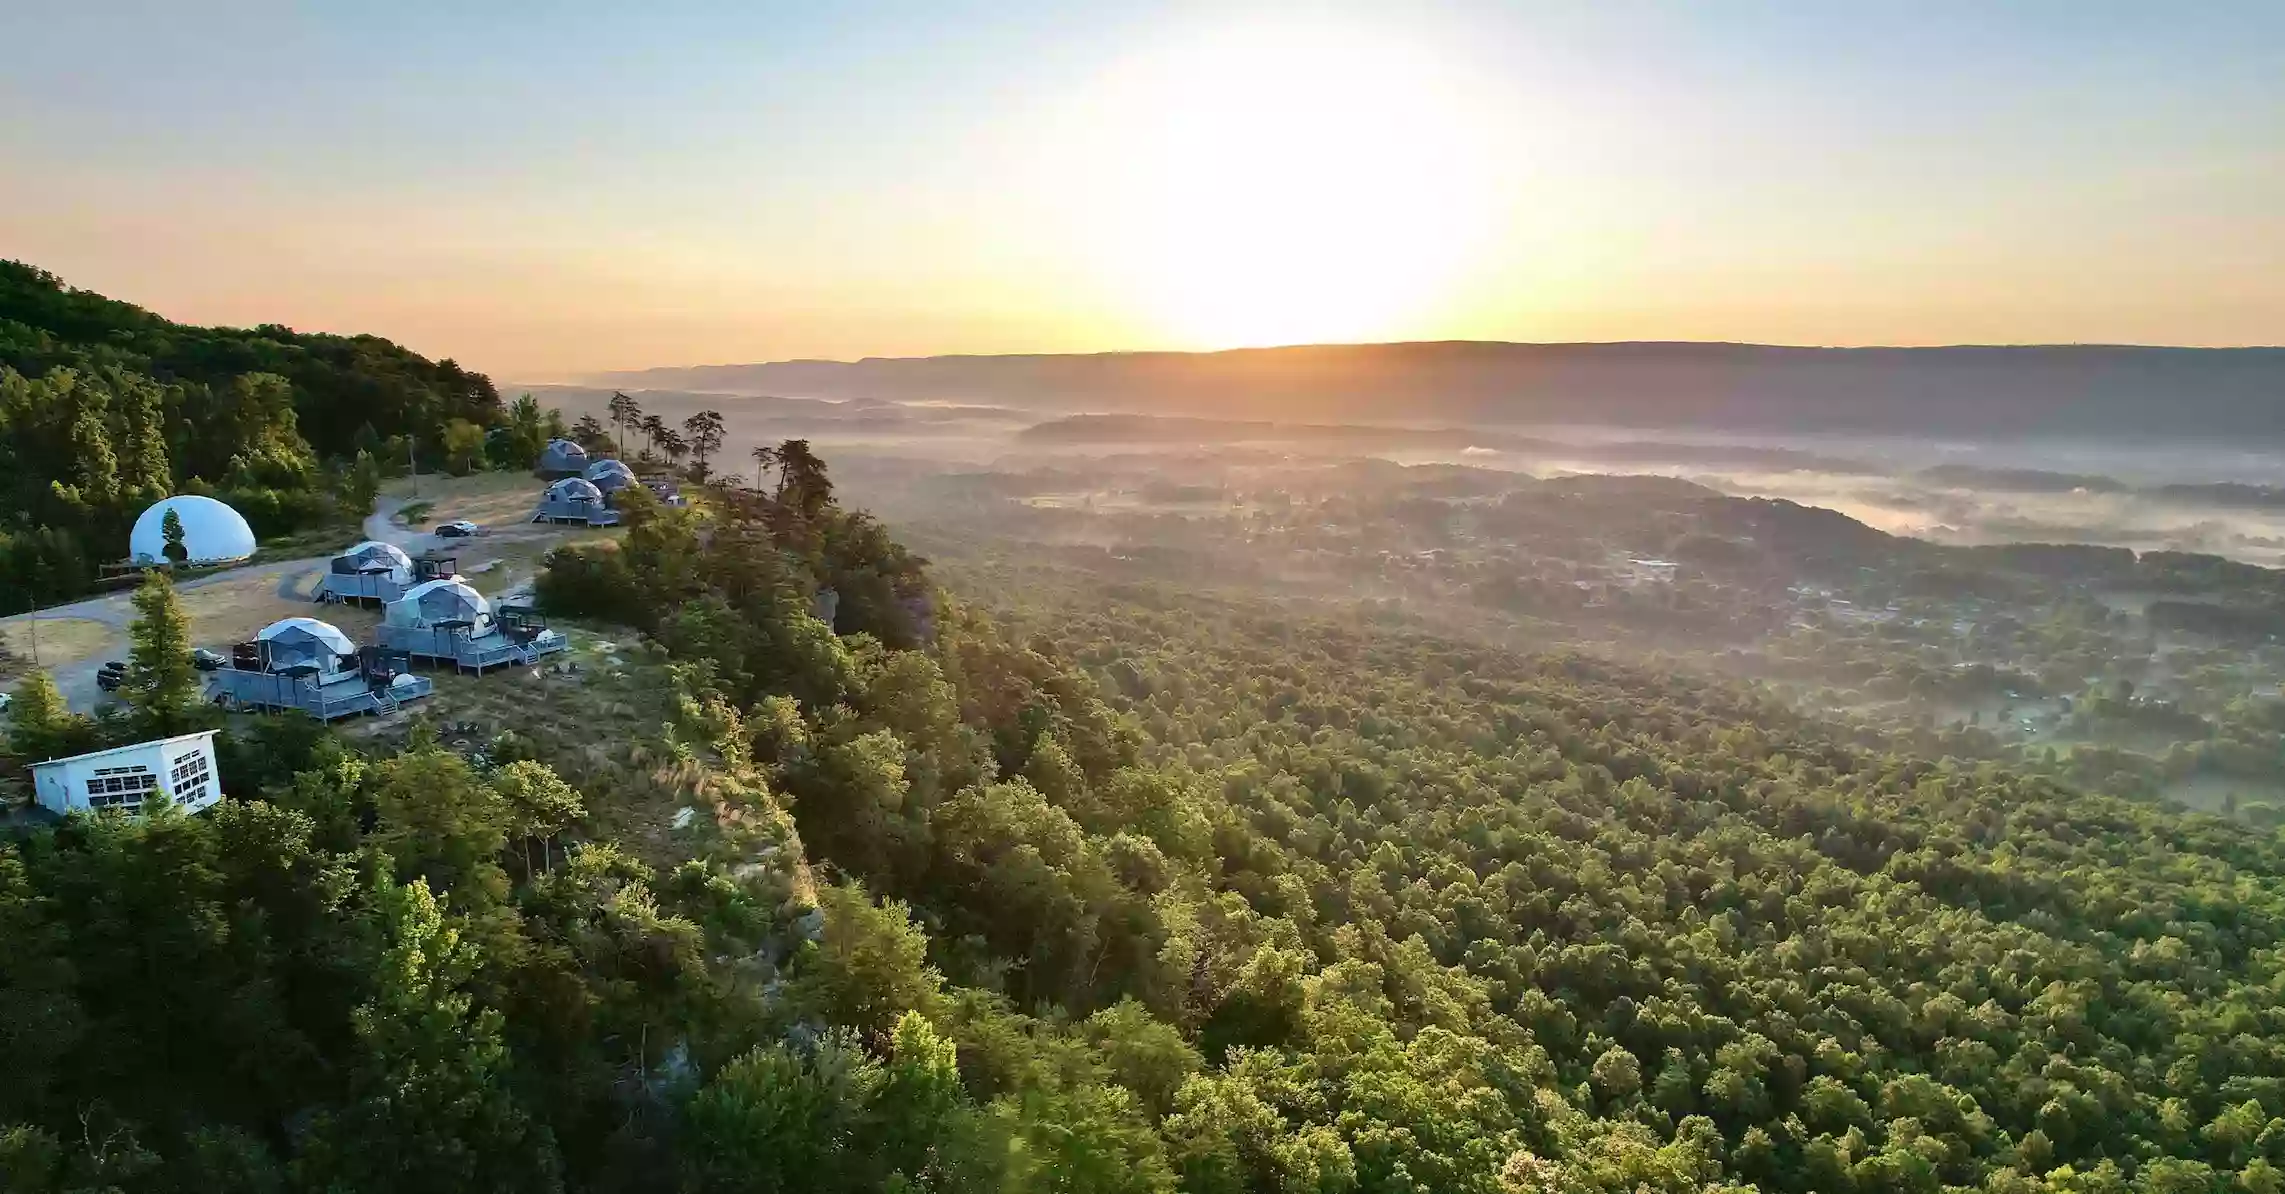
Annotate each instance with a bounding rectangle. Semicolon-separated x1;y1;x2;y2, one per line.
3;2;2279;379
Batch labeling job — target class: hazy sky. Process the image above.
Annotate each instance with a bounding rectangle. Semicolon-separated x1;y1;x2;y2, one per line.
4;2;2280;378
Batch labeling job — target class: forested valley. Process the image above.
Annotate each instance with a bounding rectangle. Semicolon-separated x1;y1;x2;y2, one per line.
12;416;2285;1193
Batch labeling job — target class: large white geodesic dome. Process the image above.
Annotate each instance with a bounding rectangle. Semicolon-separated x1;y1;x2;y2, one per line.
257;617;356;671
129;496;257;566
388;578;493;631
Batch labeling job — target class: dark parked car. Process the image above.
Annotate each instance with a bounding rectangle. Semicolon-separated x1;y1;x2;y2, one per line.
192;648;227;671
96;660;127;692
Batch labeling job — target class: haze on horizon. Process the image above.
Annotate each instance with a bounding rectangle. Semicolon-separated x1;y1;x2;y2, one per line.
3;1;2280;380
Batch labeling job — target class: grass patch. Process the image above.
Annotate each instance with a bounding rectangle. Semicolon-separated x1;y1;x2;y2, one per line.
180;573;380;650
399;501;435;526
347;627;704;872
0;618;114;672
254;521;363;561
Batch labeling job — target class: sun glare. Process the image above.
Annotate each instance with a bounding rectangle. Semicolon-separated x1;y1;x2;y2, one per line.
1069;23;1504;348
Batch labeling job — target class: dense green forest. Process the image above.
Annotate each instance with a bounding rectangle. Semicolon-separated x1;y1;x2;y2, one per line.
0;262;542;611
12;444;2285;1194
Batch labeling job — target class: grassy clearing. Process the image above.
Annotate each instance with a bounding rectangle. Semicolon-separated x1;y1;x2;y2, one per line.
388;471;548;530
453;529;613;596
253;521;362;561
0;618;114;671
179;571;381;649
348;627;706;871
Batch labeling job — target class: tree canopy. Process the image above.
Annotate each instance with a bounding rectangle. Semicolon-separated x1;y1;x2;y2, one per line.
13;443;2285;1194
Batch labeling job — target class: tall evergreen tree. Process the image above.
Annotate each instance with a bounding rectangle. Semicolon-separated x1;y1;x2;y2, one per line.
111;369;172;503
568;413;612;454
607;391;641;458
682;410;726;481
53;369;120;508
123;570;200;733
297;877;562;1193
5;670;93;764
160;509;188;565
775;439;833;521
749;443;778;493
503;394;550;467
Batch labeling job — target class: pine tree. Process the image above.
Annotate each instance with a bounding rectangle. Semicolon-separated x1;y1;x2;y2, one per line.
775;439;833;520
53;369;120;508
342;450;383;518
297;878;562;1193
124;570;200;733
113;370;172;503
6;670;93;764
682;411;726;481
607;391;642;458
161;509;188;565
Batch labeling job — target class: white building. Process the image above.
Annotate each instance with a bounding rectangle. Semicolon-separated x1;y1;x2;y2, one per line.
29;731;223;816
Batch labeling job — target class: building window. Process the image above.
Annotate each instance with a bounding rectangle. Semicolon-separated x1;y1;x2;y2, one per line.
170;751;211;797
83;768;156;807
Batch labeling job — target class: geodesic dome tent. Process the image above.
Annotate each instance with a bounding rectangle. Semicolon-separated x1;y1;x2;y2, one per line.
332;540;413;579
387;578;494;633
548;476;603;504
537;438;590;477
584;458;637;493
129;495;257;566
257;617;357;673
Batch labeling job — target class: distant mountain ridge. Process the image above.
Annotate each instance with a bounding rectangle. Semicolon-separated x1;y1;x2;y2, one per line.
587;340;2285;443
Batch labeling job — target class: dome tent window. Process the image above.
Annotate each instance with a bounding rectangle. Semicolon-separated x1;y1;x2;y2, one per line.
129;496;257;567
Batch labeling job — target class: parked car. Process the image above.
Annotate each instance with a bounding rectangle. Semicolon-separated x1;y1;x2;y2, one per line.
192;648;227;671
435;520;482;538
96;660;127;692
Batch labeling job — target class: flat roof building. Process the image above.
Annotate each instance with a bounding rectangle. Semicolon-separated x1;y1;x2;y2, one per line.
30;730;223;817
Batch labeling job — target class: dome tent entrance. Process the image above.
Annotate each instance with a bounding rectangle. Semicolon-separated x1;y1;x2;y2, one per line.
386;578;493;633
536;438;591;478
255;617;358;673
129;496;257;567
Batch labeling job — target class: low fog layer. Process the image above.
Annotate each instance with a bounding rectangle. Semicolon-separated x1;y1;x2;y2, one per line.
527;384;2285;567
581;341;2285;443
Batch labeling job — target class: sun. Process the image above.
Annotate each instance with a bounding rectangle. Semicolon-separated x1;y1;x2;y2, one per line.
1071;22;1502;348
